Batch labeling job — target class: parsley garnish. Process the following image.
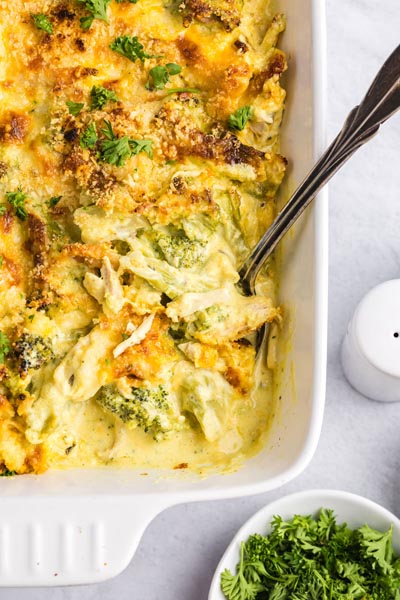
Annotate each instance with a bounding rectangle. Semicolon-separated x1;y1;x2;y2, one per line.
166;87;200;95
31;13;53;34
99;120;152;166
66;100;85;116
109;35;154;63
220;510;400;600
145;63;182;91
115;0;139;3
80;122;98;149
0;256;3;268
49;196;62;207
0;469;17;477
228;106;252;131
90;85;118;110
0;331;11;363
0;206;6;216
6;189;27;221
77;0;112;30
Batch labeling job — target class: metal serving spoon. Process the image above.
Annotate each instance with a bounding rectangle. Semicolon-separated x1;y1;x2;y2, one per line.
239;44;400;297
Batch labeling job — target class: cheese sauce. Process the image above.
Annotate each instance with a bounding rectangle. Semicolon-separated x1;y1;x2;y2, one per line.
0;0;286;475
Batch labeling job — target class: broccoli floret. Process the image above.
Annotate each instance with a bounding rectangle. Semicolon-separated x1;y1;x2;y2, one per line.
13;334;55;376
96;383;182;440
121;234;237;298
138;225;207;270
156;231;206;269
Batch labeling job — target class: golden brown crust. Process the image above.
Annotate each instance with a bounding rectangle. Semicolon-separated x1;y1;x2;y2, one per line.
181;0;241;30
27;213;49;282
0;0;286;473
113;315;178;381
0;111;30;144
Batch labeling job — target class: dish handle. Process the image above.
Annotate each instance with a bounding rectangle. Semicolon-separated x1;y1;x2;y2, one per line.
0;495;167;586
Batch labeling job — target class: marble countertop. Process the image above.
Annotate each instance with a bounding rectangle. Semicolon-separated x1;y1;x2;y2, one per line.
2;1;400;598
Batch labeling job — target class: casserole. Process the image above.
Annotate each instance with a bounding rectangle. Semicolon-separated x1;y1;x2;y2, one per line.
0;0;286;475
0;0;327;586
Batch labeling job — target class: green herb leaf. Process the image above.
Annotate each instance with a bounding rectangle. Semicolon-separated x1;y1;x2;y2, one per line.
0;469;17;477
101;119;115;140
31;13;53;34
77;0;112;29
359;524;394;573
0;206;6;215
146;66;169;91
228;106;252;131
80;15;94;29
221;545;263;600
0;331;11;363
49;196;62;207
90;85;118;110
145;63;182;91
166;87;200;95
0;256;3;268
80;122;98;149
6;189;27;221
115;0;139;3
220;510;400;600
110;35;154;63
100;135;132;166
166;63;182;75
99;120;152;166
66;100;85;116
100;136;153;166
129;138;153;158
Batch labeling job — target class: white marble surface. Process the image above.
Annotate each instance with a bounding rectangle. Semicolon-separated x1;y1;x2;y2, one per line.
2;1;400;598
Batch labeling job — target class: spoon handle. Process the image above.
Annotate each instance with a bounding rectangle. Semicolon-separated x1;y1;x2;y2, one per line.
239;44;400;295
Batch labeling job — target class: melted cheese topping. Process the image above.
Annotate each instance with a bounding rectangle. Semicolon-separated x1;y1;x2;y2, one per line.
0;0;286;475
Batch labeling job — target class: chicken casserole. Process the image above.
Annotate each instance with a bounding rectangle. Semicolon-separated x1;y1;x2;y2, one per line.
0;0;286;474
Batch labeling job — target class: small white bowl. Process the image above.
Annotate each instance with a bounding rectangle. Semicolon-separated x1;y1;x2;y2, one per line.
208;489;400;600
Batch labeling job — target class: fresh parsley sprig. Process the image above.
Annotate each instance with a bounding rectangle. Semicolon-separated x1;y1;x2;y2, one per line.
99;120;152;166
5;189;28;221
221;510;400;600
228;106;252;131
66;100;85;116
110;35;154;63
77;0;112;30
31;13;53;34
145;63;182;91
90;85;118;110
221;543;263;600
0;331;11;363
80;122;98;149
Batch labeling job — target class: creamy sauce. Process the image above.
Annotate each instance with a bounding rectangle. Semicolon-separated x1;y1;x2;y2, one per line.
0;0;286;475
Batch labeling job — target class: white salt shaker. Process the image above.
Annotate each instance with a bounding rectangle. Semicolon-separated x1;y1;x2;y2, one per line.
341;279;400;402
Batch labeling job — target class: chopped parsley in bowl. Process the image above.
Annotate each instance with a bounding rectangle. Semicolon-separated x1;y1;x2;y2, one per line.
208;490;400;600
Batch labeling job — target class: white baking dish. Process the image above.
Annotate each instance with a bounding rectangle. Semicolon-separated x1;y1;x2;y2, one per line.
0;0;327;586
